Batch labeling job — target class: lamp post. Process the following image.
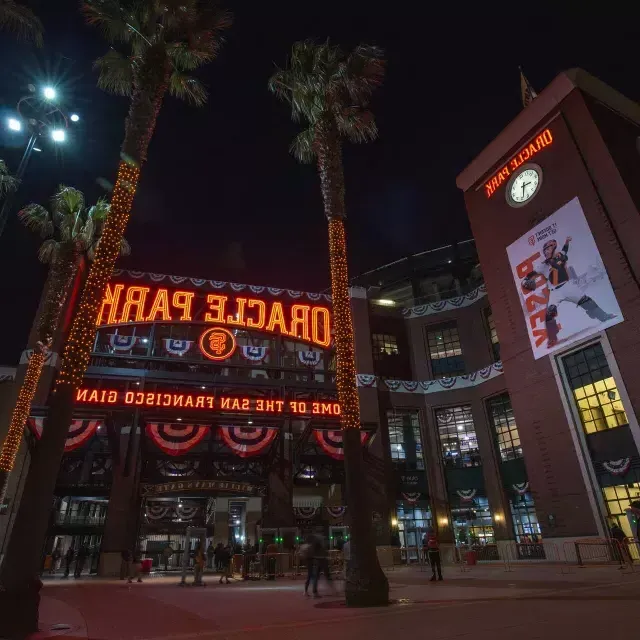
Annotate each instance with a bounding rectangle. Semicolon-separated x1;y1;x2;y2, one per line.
0;85;79;239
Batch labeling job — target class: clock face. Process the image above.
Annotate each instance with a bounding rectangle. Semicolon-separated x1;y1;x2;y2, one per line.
507;165;542;206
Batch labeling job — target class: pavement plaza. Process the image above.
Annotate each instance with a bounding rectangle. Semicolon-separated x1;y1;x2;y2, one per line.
30;563;640;640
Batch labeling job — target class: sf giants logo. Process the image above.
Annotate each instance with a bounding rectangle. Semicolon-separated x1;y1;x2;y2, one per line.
516;251;551;348
199;326;236;361
209;332;227;355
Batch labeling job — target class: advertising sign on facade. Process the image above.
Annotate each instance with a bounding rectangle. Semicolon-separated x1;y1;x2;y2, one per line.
506;197;623;359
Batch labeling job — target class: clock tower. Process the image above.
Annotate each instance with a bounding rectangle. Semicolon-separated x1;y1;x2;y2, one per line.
457;69;640;544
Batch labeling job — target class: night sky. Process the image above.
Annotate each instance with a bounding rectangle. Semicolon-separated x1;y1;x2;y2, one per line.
0;2;637;363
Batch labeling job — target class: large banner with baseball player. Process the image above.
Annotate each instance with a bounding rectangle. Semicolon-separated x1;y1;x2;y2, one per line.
506;197;623;360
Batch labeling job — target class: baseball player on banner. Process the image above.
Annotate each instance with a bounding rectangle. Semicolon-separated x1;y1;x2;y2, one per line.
521;236;616;348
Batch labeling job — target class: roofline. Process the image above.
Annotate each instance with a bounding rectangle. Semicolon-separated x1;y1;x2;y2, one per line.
352;238;476;281
456;68;640;193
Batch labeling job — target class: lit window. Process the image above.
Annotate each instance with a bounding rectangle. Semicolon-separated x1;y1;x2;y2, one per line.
372;334;399;360
426;322;464;377
563;344;628;434
487;393;522;461
387;409;424;470
435;405;480;467
484;307;500;362
602;482;640;538
510;492;542;546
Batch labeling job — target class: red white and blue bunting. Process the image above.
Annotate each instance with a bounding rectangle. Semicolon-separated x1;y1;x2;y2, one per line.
356;362;503;394
145;423;209;456
220;426;277;458
27;418;100;452
109;334;137;352
298;350;322;367
456;489;477;502
240;346;269;362
163;339;193;356
145;504;171;520
603;458;632;476
401;284;487;319
512;482;530;495
326;506;347;519
112;269;332;303
401;492;422;504
293;506;318;520
313;429;369;460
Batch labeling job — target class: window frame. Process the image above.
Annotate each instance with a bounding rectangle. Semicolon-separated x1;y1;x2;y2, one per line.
486;392;522;462
386;408;425;471
425;321;465;379
483;306;500;363
434;403;481;468
371;333;400;361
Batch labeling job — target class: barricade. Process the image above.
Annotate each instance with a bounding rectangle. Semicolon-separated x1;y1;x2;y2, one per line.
565;538;624;568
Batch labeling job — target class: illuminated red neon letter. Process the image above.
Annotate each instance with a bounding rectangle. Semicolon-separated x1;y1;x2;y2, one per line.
120;286;150;323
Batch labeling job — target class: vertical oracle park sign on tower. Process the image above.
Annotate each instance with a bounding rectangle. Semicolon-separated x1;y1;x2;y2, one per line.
97;282;332;348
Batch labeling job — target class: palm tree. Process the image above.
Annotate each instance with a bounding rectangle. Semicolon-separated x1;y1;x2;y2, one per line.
0;1;230;631
0;0;43;45
0;186;130;500
0;159;19;196
269;40;388;606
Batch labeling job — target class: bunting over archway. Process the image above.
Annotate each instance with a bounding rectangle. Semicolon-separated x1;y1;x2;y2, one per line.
145;423;209;456
220;426;277;458
27;418;100;453
313;429;369;460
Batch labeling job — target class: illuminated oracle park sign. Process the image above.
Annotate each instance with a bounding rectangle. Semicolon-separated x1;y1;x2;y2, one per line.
98;283;331;348
75;387;341;417
485;128;553;198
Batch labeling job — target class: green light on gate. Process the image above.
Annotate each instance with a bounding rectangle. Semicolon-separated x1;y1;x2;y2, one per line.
259;538;263;543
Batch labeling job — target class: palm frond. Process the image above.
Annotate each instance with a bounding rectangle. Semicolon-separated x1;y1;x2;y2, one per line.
51;185;85;221
0;159;19;195
119;236;131;256
18;204;53;238
168;71;207;106
37;238;58;264
336;108;379;144
270;39;385;164
341;44;385;103
81;0;136;45
87;198;110;223
75;217;95;251
94;49;133;96
0;0;43;46
290;127;316;164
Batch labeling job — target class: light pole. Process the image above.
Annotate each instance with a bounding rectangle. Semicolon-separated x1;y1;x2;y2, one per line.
0;85;79;239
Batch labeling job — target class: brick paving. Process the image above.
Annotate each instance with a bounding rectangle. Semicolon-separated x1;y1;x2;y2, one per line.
29;565;640;640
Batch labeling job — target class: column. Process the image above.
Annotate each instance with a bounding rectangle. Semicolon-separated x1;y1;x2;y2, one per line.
213;497;229;545
98;414;141;576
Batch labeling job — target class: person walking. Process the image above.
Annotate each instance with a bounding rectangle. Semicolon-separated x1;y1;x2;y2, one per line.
214;542;224;572
342;538;351;581
63;545;74;578
218;544;232;584
120;548;131;580
207;542;215;570
301;537;315;596
194;543;205;585
311;532;334;597
128;549;143;583
74;545;87;578
426;527;443;582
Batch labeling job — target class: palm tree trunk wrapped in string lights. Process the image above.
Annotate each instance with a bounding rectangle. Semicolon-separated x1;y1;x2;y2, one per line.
0;188;129;500
0;2;231;634
270;40;389;606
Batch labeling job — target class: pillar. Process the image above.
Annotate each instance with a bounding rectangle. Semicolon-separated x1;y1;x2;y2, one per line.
98;415;141;576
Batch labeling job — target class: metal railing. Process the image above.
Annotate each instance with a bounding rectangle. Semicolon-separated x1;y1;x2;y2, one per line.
54;514;106;527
